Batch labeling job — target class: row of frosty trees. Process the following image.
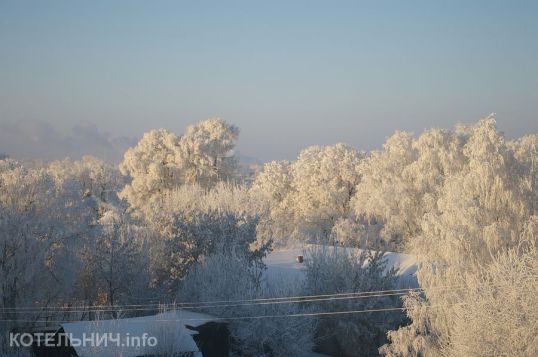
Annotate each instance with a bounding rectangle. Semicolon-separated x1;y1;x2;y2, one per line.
1;116;537;355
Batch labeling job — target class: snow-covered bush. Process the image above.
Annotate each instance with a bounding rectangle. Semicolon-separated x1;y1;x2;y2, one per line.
303;246;403;356
151;211;269;293
179;252;315;356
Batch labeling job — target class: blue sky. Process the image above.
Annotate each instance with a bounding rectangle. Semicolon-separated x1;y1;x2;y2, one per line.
1;1;537;161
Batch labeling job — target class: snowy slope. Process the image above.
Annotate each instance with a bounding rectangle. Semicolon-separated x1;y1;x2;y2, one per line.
263;245;418;289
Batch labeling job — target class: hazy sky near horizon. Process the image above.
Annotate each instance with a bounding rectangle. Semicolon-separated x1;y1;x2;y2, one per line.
1;0;537;162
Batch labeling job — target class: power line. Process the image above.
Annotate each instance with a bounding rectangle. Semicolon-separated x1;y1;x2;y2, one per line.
0;303;465;324
0;283;474;312
0;306;408;324
0;291;415;314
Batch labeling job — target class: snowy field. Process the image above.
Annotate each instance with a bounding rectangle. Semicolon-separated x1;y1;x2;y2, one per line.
264;246;418;289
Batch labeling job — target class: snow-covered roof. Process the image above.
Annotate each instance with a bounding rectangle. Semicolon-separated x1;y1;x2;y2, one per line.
60;310;215;357
263;245;418;288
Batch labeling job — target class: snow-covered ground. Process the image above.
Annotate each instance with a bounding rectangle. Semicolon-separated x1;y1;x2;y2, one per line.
263;245;418;289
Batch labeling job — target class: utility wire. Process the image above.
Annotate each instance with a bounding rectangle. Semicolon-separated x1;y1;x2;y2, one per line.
0;283;475;312
0;291;416;314
0;306;409;323
0;303;466;324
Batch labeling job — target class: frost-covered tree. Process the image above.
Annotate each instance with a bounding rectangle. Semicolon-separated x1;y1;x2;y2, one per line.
48;155;124;205
177;117;239;187
0;155;140;338
179;252;314;356
0;162;58;322
252;144;364;246
79;210;149;313
304;246;402;356
292;144;364;241
151;211;268;293
119;118;240;218
353;128;467;249
509;133;538;214
2;114;537;355
250;160;295;246
329;217;366;247
445;246;538;357
119;129;183;216
149;182;263;228
173;182;275;252
46;157;129;311
382;118;538;356
251;161;293;204
0;159;98;331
